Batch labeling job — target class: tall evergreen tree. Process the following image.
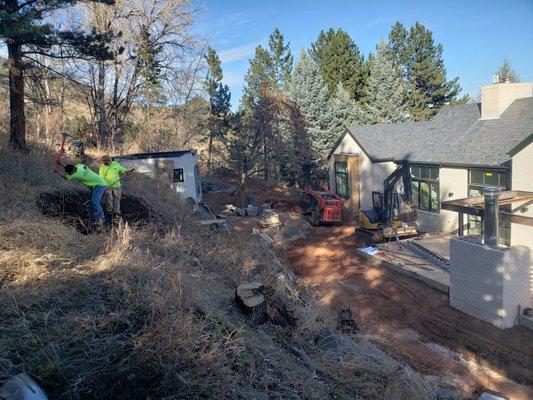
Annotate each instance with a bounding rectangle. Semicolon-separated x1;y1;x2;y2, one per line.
387;21;461;121
268;28;293;89
0;0;114;152
241;45;273;108
240;45;281;180
330;82;365;138
204;46;231;174
387;22;409;78
287;50;334;167
364;41;407;124
309;28;365;101
496;58;519;83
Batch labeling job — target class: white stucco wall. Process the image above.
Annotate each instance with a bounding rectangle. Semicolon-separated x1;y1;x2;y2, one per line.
511;142;533;249
330;133;398;210
331;133;373;209
416;168;468;233
372;161;397;195
117;153;202;202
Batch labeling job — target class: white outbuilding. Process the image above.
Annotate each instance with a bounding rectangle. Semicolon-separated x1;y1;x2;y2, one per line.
115;150;202;202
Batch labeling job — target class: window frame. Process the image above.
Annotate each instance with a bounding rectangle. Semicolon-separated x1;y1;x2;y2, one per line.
173;168;184;183
334;161;349;199
410;164;440;213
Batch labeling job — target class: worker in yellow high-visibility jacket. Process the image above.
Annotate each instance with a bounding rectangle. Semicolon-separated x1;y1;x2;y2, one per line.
99;155;130;217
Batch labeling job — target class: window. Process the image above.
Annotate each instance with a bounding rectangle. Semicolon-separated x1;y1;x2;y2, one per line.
335;162;349;198
411;165;439;212
468;169;509;188
173;168;184;183
468;169;510;245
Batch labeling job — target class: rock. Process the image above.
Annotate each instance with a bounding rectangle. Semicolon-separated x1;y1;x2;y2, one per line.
235;207;247;217
246;205;258;217
259;213;280;228
261;203;273;211
224;204;236;212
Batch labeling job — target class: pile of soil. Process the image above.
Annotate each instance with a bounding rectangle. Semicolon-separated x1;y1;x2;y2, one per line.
36;189;154;233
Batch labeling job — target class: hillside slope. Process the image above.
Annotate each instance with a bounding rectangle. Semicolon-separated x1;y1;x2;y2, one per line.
0;137;436;399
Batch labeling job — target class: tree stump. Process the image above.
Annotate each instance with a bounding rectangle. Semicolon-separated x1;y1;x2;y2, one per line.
235;282;268;324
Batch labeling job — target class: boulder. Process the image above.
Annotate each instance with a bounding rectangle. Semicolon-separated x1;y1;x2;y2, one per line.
246;205;259;217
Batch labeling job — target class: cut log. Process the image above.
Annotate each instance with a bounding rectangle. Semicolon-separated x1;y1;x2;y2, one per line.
235;281;268;324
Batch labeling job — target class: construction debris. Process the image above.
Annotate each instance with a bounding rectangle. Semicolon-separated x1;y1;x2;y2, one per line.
339;308;358;332
195;202;230;232
360;246;379;255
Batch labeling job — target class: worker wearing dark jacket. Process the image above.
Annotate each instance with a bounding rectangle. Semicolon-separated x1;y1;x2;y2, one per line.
99;155;129;216
58;164;107;223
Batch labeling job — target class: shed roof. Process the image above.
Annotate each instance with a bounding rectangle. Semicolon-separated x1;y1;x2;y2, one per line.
115;150;196;160
341;97;533;168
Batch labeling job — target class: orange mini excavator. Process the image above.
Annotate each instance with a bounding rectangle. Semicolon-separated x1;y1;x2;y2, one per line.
303;187;344;226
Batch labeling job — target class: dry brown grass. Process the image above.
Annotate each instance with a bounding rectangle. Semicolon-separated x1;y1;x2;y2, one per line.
0;135;437;399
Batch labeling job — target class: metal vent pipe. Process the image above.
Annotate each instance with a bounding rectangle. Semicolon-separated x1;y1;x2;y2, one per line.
483;186;500;246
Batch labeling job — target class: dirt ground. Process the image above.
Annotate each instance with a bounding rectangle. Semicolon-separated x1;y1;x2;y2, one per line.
285;222;533;400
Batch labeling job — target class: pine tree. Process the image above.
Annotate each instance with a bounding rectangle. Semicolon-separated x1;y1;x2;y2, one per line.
387;22;409;78
0;0;114;152
330;82;365;138
496;58;519;83
240;45;281;180
204;46;231;174
387;21;461;121
364;41;407;124
309;28;365;101
241;45;274;108
287;50;334;168
268;28;293;89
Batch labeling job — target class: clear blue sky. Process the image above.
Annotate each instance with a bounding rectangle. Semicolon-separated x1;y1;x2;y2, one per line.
196;0;533;107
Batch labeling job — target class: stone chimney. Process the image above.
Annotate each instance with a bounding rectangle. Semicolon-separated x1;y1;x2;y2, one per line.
481;82;533;119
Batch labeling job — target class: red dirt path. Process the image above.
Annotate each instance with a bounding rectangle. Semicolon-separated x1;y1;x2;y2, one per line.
285;223;533;399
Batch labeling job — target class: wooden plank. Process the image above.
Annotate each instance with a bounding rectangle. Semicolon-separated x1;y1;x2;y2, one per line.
197;219;226;225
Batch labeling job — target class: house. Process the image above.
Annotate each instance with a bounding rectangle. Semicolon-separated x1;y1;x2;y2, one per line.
115;150;202;202
329;81;533;248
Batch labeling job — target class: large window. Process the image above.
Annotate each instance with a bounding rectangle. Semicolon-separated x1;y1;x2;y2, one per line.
335;162;349;199
468;169;510;245
410;165;440;212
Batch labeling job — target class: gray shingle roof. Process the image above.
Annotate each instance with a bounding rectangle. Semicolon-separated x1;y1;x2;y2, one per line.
344;98;533;167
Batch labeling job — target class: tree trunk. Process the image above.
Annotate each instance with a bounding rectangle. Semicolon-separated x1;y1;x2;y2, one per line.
7;41;28;153
207;133;214;175
43;66;53;138
96;61;108;148
263;135;268;181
